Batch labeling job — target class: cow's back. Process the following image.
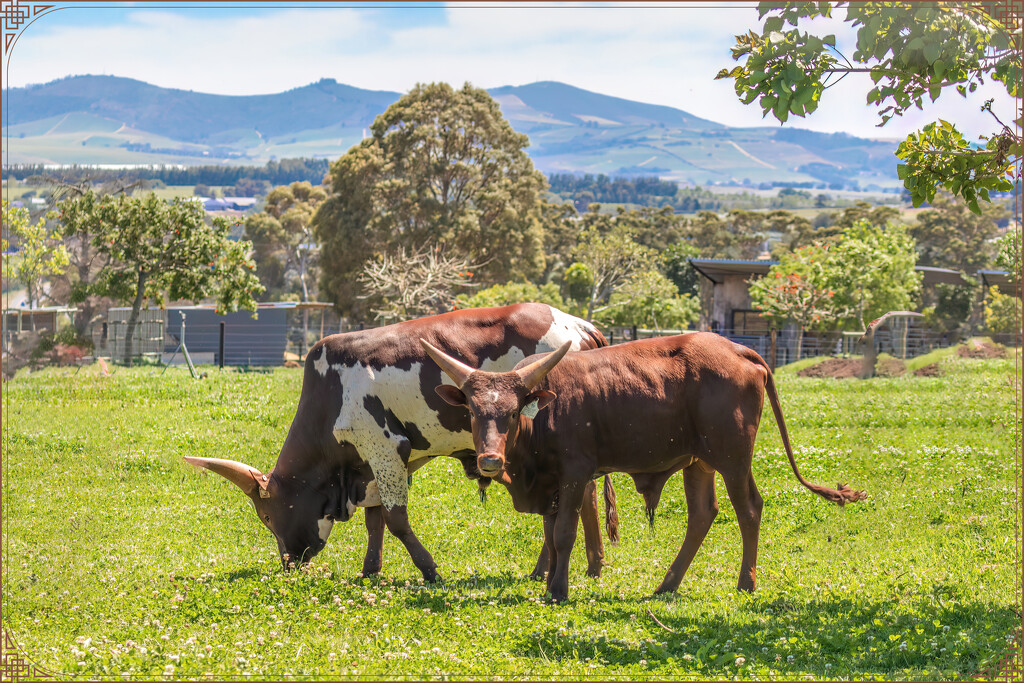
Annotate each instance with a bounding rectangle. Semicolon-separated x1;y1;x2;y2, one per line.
529;333;766;474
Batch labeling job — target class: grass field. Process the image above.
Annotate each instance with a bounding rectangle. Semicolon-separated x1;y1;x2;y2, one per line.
2;351;1021;680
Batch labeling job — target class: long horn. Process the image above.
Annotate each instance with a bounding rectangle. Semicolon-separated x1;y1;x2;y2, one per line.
183;456;268;496
420;339;476;388
516;340;572;390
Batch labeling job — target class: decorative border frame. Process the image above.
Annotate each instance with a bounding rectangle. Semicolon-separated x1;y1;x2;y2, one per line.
1;0;59;59
0;0;1022;680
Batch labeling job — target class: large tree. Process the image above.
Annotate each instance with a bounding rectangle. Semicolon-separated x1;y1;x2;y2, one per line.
57;191;264;362
718;2;1020;213
314;82;547;316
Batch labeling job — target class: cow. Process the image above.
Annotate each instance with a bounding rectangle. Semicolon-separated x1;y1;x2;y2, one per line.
420;332;866;602
183;304;618;582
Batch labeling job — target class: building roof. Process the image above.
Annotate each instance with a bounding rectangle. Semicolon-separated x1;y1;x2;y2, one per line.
978;270;1022;297
688;258;775;284
689;258;973;287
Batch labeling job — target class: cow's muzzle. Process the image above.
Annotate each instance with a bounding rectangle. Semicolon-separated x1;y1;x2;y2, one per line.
477;453;505;477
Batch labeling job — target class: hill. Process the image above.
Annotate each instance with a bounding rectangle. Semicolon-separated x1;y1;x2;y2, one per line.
5;75;900;189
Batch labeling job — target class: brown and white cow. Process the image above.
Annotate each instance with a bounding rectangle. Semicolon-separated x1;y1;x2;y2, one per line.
421;332;866;602
184;304;617;582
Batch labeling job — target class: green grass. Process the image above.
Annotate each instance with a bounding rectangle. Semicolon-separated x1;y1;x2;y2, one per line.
2;354;1021;680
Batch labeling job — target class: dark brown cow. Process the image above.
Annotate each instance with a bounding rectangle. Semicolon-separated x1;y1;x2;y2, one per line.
421;332;866;602
184;304;617;581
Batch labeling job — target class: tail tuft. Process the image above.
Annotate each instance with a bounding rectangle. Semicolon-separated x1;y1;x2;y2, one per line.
603;474;620;546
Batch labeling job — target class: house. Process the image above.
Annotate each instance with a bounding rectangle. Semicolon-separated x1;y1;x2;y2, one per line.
977;270;1021;298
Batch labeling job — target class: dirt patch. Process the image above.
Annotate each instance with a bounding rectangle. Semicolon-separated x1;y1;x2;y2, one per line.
957;340;1007;359
875;357;907;377
797;358;863;379
914;363;941;377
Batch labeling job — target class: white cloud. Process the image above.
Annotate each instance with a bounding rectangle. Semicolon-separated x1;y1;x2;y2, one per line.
6;3;1013;140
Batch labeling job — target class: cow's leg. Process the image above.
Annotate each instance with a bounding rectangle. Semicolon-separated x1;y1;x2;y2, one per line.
352;433;440;582
654;460;718;594
361;505;385;576
532;480;603;580
546;481;587;603
720;466;763;592
380;504;439;583
530;539;549;581
541;513;557;582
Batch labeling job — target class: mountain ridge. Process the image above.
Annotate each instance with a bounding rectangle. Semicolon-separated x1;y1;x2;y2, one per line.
5;75;900;190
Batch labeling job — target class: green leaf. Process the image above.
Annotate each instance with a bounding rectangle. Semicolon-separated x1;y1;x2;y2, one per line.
924;42;940;64
823;33;836;47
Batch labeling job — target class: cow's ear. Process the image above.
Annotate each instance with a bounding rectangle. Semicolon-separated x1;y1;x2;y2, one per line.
527;389;557;412
435;384;467;406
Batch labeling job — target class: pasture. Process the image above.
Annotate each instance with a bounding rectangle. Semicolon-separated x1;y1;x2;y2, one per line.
2;351;1020;680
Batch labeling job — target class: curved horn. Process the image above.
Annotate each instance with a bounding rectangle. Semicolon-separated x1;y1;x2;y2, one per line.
420;339;476;388
183;456;268;496
516;340;572;390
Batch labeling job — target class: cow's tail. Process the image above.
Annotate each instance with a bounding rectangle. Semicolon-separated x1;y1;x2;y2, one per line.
603;474;620;545
748;350;867;506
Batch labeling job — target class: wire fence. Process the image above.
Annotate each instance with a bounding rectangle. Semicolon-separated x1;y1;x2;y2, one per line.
93;309;1021;369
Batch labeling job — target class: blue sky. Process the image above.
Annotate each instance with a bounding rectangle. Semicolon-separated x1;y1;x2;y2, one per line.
5;2;1014;140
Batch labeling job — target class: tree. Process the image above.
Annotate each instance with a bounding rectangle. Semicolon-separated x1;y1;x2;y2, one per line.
828;221;922;330
749;244;851;358
2;200;69;315
718;2;1020;213
357;246;479;325
57;191;263;362
683;210;765;259
910;193;1007;273
245;181;327;302
593;270;700;331
456;281;566;311
985;286;1022;333
564;226;655;321
314;82;547;315
662;242;702;297
994;226;1022;283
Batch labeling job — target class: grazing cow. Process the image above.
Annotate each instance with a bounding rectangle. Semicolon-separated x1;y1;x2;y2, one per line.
421;332;866;602
184;304;617;582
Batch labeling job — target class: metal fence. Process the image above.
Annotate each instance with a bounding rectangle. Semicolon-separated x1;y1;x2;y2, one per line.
605;325;1021;368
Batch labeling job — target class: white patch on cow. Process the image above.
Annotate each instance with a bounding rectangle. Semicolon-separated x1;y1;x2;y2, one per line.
356;480;381;507
317;517;334;542
488;390;499;404
313;346;329;376
540;305;600;352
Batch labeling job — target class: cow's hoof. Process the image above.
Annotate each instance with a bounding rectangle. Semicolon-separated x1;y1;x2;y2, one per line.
652;583;677;595
423;571;443;584
545;592;569;604
528;571;546;582
361;564;382;577
585;564;603;579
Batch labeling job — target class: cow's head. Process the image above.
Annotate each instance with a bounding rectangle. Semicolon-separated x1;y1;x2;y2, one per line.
183;456;379;568
420;339;570;479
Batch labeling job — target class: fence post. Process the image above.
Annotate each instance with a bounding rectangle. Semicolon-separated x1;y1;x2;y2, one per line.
219;321;225;370
768;327;777;373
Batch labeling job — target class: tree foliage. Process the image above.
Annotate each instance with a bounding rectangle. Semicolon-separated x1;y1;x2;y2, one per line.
718;2;1021;213
245;181;327;302
565;226;656;321
2;200;70;310
456;281;566;311
56;191;263;361
314;82;547;314
984;285;1022;333
994;226;1022;284
749;243;850;357
750;220;921;337
910;193;1007;273
592;269;699;331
